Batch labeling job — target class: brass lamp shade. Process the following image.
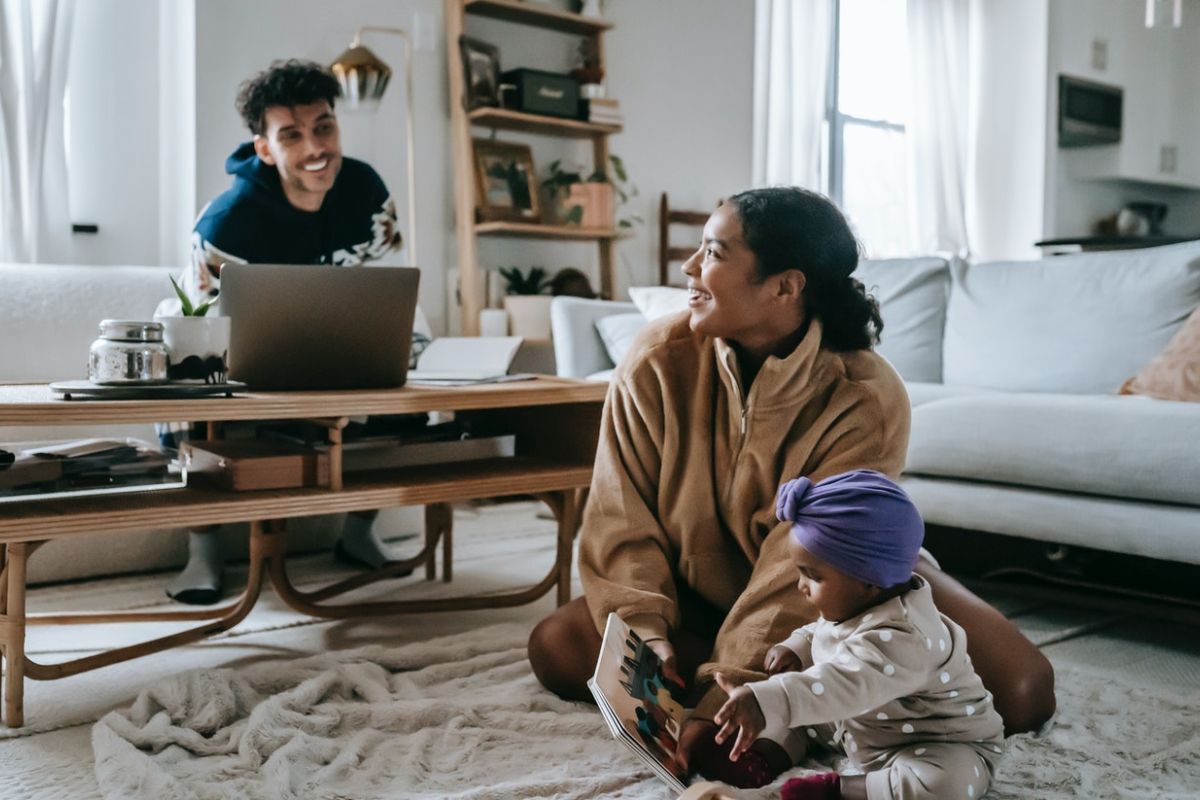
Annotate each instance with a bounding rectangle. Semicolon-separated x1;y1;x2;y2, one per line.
331;43;392;109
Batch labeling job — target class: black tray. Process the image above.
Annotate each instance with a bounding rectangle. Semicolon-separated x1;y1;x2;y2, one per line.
49;380;247;400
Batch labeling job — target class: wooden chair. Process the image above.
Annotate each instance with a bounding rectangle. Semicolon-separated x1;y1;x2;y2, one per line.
658;192;711;286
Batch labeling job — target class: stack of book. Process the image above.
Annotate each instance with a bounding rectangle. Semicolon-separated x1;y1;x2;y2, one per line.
586;97;623;126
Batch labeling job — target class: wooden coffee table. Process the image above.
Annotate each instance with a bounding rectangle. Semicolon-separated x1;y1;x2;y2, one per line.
0;377;606;727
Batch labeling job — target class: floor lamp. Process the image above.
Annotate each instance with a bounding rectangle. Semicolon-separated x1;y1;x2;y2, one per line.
331;27;419;267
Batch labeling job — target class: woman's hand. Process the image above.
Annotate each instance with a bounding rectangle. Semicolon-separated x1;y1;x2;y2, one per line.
712;673;766;761
764;644;802;675
643;638;686;690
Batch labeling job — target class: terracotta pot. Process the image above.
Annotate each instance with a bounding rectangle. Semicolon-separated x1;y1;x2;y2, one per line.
563;182;615;228
502;295;554;341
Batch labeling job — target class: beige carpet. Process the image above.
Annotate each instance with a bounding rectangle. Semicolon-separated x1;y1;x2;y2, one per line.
91;624;1200;800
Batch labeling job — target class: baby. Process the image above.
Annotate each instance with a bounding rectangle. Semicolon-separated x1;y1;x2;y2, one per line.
713;470;1004;800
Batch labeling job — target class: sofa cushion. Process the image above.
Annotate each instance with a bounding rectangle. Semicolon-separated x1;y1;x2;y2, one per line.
904;381;994;408
0;263;178;382
906;392;1200;505
629;286;689;320
853;257;949;383
942;242;1200;393
594;312;647;369
901;476;1200;565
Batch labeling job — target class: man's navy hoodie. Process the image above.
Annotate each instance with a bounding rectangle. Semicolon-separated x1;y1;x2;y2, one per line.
182;142;401;302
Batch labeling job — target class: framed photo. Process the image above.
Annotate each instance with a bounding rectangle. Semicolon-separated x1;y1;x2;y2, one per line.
459;36;501;110
473;140;541;223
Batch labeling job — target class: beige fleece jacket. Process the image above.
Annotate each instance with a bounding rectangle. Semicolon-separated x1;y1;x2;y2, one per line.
578;312;910;719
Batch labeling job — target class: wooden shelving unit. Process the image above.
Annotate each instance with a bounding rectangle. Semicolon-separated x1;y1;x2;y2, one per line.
446;0;619;335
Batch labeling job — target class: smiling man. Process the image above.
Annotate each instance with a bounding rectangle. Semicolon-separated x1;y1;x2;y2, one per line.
180;59;401;302
161;59;414;605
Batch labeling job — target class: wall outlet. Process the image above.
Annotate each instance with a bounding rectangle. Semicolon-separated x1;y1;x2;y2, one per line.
413;11;436;53
1091;38;1108;71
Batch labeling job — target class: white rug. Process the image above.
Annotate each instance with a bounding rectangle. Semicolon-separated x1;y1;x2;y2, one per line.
92;625;1200;800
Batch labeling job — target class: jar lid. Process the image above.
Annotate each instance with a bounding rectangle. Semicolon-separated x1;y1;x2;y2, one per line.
98;320;165;342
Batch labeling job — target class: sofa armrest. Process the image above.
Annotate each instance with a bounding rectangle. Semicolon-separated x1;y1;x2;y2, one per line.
551;296;638;378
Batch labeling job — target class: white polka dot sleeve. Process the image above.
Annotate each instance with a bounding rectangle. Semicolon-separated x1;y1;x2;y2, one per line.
776;623;818;666
746;625;931;731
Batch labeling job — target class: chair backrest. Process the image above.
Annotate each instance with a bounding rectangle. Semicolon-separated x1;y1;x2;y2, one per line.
658;192;710;286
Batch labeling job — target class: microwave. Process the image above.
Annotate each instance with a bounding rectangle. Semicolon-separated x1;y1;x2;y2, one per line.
1058;75;1123;147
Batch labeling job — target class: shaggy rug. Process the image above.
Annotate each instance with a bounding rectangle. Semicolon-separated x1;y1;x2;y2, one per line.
92;624;1200;800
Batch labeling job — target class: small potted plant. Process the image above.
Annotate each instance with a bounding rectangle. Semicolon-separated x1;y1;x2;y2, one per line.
153;277;231;383
498;267;554;340
542;155;640;229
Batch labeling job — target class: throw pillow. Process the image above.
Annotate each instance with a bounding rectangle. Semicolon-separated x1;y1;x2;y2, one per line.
1121;305;1200;401
628;286;689;320
594;312;648;368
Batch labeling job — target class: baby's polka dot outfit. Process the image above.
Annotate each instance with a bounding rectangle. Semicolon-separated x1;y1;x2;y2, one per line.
747;576;1004;800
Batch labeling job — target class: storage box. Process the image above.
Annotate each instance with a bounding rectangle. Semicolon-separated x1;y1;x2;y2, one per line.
182;440;330;491
502;68;580;119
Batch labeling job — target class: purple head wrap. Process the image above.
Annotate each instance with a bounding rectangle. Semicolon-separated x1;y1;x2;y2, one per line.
776;469;924;587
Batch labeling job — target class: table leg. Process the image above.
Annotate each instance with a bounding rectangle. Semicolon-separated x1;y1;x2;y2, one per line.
554;492;581;607
3;542;28;728
423;503;452;581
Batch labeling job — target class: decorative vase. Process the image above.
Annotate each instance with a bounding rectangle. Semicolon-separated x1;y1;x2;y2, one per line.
503;295;554;341
154;315;232;384
563;182;615;228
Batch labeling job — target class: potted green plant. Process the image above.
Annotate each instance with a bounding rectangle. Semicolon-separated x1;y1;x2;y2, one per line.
541;155;641;229
153;277;231;383
498;267;554;340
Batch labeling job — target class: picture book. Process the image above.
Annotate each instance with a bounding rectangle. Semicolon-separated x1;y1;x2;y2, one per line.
587;613;691;792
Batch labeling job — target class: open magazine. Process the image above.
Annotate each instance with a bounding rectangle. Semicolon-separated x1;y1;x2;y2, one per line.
588;613;691;791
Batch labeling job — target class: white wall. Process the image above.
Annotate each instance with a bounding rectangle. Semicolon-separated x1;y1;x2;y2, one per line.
606;0;754;289
966;0;1049;262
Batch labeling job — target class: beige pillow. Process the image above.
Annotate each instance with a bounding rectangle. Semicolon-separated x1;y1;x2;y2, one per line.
1121;305;1200;401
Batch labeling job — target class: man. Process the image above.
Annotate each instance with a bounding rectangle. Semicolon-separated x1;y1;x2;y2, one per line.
163;59;425;604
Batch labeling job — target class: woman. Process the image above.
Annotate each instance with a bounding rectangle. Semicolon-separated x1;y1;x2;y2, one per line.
528;187;1055;788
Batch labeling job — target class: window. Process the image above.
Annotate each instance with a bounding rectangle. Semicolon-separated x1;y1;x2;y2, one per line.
825;0;913;258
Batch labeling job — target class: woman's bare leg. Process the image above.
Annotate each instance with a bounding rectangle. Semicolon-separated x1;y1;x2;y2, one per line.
916;561;1056;735
528;597;603;701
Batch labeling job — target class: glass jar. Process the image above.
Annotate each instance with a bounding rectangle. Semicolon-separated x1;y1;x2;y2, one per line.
88;320;169;384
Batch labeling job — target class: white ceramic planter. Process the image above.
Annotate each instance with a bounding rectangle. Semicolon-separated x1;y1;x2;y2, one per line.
502;295;554;341
154;315;232;383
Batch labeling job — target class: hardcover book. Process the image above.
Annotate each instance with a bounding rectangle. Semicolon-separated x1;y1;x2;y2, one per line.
587;613;691;792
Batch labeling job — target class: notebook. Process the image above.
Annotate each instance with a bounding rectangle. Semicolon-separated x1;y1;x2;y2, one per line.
408;336;531;385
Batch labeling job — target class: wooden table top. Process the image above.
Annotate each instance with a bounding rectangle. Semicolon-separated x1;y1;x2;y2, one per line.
0;377;608;426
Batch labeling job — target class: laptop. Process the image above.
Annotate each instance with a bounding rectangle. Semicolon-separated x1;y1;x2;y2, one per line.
221;264;420;390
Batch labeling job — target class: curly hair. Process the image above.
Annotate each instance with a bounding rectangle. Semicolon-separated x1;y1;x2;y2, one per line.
727;187;883;352
235;59;342;135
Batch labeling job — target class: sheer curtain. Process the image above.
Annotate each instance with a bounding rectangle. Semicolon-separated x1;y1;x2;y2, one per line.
752;0;831;189
905;0;971;256
0;0;76;262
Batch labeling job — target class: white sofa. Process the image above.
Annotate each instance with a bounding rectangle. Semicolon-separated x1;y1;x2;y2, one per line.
550;244;1200;568
0;262;400;585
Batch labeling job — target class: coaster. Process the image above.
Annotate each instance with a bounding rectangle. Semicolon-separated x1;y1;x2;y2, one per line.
49;380;247;400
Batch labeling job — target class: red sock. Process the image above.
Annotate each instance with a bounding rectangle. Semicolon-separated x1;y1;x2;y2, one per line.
780;772;841;800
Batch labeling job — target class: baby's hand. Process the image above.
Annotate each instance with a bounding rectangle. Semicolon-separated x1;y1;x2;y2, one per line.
712;673;766;762
764;644;802;675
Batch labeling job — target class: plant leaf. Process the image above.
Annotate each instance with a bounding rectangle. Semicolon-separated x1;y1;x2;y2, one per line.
610;154;628;183
170;275;195;316
566;205;584;225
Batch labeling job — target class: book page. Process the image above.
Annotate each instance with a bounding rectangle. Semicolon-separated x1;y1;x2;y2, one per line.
587;613;690;791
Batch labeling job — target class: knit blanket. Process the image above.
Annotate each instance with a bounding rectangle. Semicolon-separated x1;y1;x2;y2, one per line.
92;624;1200;799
